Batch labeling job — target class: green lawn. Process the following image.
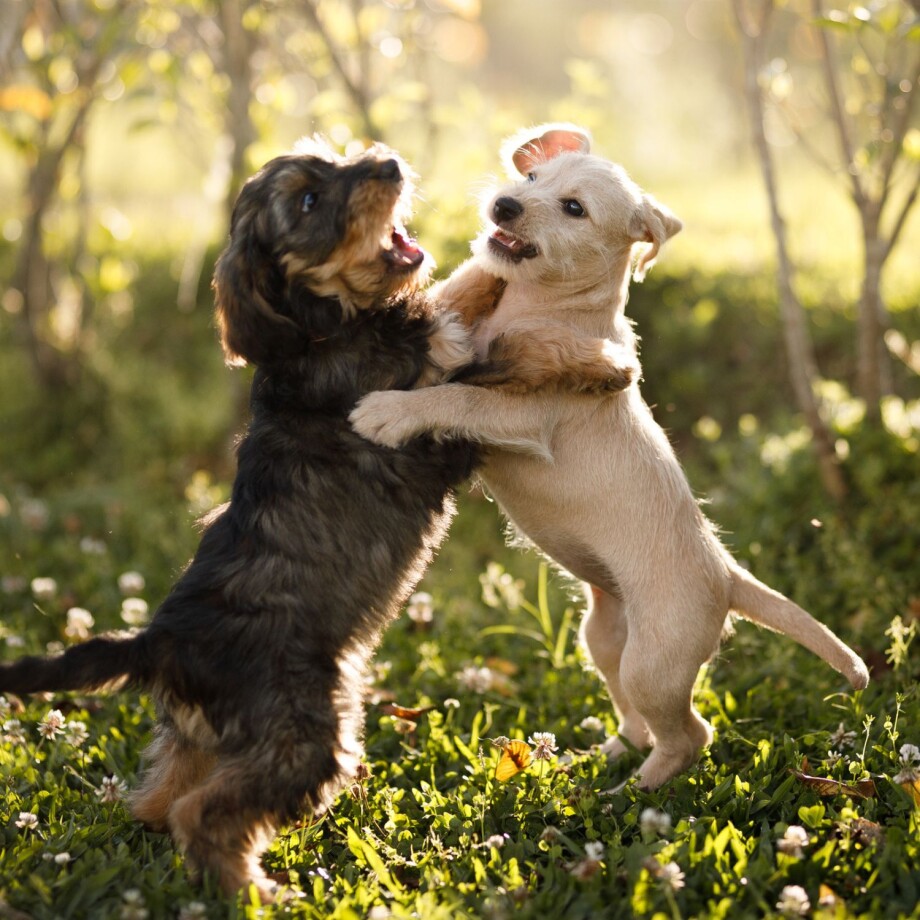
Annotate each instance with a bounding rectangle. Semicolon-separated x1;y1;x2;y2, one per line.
1;469;918;918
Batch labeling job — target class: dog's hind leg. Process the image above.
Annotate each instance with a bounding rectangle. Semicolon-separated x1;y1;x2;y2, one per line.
167;759;283;903
581;586;652;759
130;723;216;832
617;600;722;790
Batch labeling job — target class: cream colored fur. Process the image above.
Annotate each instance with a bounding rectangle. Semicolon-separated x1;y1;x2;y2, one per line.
350;126;869;790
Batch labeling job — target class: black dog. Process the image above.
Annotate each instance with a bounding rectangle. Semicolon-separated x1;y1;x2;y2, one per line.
0;141;498;900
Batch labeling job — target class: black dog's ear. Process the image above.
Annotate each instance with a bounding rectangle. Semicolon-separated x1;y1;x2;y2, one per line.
213;194;297;367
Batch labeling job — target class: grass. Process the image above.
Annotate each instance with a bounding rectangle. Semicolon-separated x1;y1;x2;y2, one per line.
1;474;918;919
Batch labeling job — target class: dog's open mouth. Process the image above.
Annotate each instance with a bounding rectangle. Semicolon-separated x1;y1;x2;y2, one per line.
488;227;539;262
383;226;426;272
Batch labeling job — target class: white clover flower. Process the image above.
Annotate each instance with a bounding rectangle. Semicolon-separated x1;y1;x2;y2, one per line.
485;834;506;849
120;886;149;920
579;716;605;732
660;861;685;891
30;576;58;601
3;719;26;744
46;640;65;655
568;855;602;881
38;709;66;740
5;635;24;649
825;749;843;769
528;732;558;761
65;607;95;640
118;571;146;596
20;499;49;531
406;591;434;624
79;537;106;555
96;775;128;803
54;852;71;865
540;826;562;843
1;575;27;594
178;904;208;920
894;742;920;784
443;698;460;709
829;722;857;749
584;841;605;862
457;665;495;694
120;597;150;627
15;811;38;830
65;720;89;747
640;807;672;836
777;824;809;858
776;884;810;916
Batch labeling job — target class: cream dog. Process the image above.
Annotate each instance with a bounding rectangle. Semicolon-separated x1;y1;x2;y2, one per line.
350;125;869;790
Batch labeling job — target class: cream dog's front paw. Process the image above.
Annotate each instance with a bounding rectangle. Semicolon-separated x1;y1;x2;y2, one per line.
350;391;422;448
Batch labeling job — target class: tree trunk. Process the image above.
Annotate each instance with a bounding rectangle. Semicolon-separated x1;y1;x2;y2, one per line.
857;231;890;420
733;0;847;502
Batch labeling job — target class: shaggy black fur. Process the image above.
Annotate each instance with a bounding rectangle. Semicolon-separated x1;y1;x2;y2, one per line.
0;143;478;898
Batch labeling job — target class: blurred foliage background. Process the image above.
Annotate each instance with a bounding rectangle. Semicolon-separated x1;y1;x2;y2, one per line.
0;0;918;627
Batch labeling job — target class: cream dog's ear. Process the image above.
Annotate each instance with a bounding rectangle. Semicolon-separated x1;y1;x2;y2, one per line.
629;195;682;281
503;123;592;177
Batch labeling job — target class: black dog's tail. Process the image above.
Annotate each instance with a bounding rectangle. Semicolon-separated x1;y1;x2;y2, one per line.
0;631;150;695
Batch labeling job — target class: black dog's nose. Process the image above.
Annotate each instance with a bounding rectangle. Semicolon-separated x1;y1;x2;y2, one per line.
493;196;524;223
375;159;402;182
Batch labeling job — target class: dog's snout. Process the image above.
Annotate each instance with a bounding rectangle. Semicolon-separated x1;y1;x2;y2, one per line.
374;158;402;182
492;196;524;224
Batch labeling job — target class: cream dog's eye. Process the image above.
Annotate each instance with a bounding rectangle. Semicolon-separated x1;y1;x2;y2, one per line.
563;199;586;217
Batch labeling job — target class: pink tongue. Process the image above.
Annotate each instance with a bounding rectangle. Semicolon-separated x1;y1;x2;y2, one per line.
392;229;420;256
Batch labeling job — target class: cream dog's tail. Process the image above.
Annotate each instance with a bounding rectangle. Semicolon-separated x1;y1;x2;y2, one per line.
729;566;869;690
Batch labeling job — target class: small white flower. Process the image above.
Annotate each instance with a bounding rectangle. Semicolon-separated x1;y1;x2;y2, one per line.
118;571;146;596
894;742;920;783
776;884;811;916
485;834;506;849
53;851;71;864
444;698;460;709
367;907;391;920
178;904;208;920
65;607;95;640
1;575;27;594
777;824;809;858
121;889;148;919
528;732;558;761
825;749;843;769
568;855;602;881
38;709;66;740
96;775;128;803
21;499;49;531
640;807;672;836
80;537;107;555
0;695;10;720
46;640;65;655
660;861;685;891
30;576;57;601
584;841;605;862
120;597;150;626
3;718;26;744
579;716;605;732
457;665;495;694
406;591;433;624
540;826;562;843
5;635;24;649
64;720;89;747
829;722;857;749
15;811;38;830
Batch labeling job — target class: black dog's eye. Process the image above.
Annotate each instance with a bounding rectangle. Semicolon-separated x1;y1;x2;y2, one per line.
563;199;586;217
302;191;318;213
527;172;536;183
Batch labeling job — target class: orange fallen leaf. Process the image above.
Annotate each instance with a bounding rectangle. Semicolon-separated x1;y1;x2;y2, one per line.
792;768;877;799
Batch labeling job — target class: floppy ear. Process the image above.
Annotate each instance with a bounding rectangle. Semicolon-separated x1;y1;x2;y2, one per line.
628;195;682;281
504;123;592;177
212;205;296;367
